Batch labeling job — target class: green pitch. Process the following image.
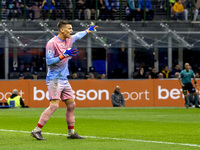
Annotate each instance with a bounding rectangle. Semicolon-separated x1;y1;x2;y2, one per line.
1;107;200;150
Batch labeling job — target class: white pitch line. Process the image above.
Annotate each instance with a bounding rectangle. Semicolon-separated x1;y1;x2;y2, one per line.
0;129;200;148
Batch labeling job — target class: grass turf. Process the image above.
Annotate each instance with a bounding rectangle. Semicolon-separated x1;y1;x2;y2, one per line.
0;107;200;150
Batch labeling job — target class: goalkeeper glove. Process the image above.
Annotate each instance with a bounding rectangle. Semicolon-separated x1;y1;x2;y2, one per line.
86;25;98;33
59;47;78;60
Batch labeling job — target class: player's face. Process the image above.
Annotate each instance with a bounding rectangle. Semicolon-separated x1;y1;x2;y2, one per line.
62;24;73;39
185;63;190;69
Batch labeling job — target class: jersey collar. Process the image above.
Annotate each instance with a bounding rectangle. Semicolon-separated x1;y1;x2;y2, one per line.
55;35;65;42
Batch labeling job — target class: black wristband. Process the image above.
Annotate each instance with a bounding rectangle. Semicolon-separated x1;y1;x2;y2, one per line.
195;81;197;84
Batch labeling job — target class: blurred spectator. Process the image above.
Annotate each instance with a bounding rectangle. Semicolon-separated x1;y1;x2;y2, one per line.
7;89;25;108
172;0;184;20
172;64;181;75
105;0;120;20
101;73;106;79
84;0;99;20
41;0;56;20
140;0;154;20
159;0;165;9
32;71;38;80
135;67;146;79
60;0;72;20
126;0;142;21
162;66;171;78
19;0;35;20
76;0;85;20
72;73;78;79
98;0;106;20
111;85;125;107
158;73;164;79
18;73;24;80
195;72;200;78
2;0;9;20
183;0;199;21
55;0;65;19
169;0;176;17
175;72;180;78
148;67;158;79
7;0;21;21
88;73;95;79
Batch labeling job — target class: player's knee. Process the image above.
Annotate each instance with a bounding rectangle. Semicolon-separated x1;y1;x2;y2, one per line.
50;104;59;111
67;102;75;111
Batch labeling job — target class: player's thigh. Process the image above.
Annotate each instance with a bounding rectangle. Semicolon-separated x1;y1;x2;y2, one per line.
46;79;62;100
61;80;74;101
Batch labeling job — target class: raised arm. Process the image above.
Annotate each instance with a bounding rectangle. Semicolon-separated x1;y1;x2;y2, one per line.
71;25;98;43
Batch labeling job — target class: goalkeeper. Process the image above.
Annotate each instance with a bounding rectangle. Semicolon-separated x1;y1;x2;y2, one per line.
31;20;98;140
179;63;200;108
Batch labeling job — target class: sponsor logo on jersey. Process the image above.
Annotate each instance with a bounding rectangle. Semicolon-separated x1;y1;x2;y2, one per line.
48;50;51;55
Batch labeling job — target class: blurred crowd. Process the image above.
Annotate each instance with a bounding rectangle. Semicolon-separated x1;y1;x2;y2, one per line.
1;0;199;21
133;64;200;79
11;64;200;80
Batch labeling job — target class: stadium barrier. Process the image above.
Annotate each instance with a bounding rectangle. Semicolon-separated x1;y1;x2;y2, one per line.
0;79;198;107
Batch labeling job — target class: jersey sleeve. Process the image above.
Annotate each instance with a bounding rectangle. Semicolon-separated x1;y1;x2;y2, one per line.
179;71;183;78
46;41;55;60
46;41;60;66
71;31;87;43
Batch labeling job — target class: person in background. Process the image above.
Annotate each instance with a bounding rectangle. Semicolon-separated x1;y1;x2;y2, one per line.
175;72;180;78
2;0;9;20
158;72;164;79
162;66;171;78
172;64;181;76
101;73;106;79
195;72;200;78
41;0;56;20
18;73;24;80
72;73;78;79
148;67;158;79
105;0;119;20
140;0;154;20
88;73;95;79
98;0;106;20
135;67;146;79
76;0;85;20
173;0;184;20
7;0;21;21
126;0;142;21
179;63;200;108
60;0;72;20
183;0;199;21
7;89;25;108
111;85;125;107
19;0;35;20
84;0;98;20
32;71;38;80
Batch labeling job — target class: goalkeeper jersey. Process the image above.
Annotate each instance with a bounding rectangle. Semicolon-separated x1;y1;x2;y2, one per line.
46;31;87;80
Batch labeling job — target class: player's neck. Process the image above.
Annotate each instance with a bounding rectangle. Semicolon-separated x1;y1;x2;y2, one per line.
186;69;189;72
57;33;67;41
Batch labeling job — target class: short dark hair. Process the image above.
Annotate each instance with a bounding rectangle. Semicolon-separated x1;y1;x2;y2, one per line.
57;20;72;31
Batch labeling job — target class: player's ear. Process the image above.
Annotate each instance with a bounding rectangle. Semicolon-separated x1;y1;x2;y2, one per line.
60;28;64;33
